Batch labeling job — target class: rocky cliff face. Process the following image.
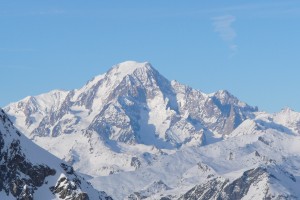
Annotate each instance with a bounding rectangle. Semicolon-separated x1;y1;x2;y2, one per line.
4;61;257;177
5;61;256;147
3;61;300;199
179;166;297;200
0;109;112;199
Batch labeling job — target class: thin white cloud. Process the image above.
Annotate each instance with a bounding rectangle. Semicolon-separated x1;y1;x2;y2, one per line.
213;15;236;41
212;15;237;56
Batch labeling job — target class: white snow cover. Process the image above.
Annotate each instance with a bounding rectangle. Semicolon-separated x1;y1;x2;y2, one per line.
0;109;110;199
91;127;300;199
4;61;300;199
4;90;68;134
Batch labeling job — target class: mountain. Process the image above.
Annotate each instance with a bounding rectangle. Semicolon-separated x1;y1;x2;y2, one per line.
4;61;257;176
178;166;297;200
5;61;257;143
91;119;300;199
0;108;112;199
4;61;300;199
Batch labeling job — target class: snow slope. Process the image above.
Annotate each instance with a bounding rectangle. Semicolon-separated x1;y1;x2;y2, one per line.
4;61;256;177
91;127;300;199
4;61;300;199
0;108;112;199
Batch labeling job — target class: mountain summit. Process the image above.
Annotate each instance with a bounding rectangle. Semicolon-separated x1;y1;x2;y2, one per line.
5;61;256;141
5;61;257;176
4;61;300;199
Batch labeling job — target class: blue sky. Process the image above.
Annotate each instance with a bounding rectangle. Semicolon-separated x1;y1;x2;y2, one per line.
1;0;300;113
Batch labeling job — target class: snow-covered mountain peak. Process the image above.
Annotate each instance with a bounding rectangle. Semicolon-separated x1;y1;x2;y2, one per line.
213;89;236;102
70;61;166;111
5;61;300;199
76;61;157;94
78;61;154;92
4;61;259;177
214;89;232;98
104;60;160;86
212;89;251;109
109;60;152;76
275;107;300;122
271;107;300;134
6;89;68;112
279;107;295;114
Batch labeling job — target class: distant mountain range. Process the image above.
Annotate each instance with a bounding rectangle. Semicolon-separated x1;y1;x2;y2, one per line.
4;61;300;199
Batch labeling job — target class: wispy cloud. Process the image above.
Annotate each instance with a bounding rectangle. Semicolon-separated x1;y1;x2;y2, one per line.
212;15;237;56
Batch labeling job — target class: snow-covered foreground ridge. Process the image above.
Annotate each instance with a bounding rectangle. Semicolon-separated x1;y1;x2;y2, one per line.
0;108;112;199
4;61;300;199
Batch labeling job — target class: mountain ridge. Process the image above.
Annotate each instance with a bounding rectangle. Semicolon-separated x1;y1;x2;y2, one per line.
0;108;112;199
4;61;300;199
4;61;259;177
